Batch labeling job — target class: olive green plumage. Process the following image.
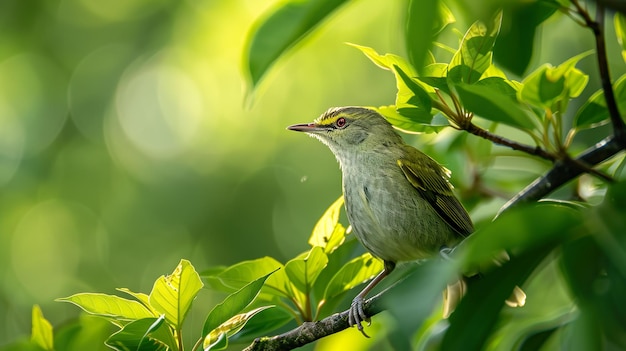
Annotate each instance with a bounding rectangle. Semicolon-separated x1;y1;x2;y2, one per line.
288;106;521;336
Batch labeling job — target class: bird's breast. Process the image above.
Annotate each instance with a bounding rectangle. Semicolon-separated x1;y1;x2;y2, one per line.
342;164;457;262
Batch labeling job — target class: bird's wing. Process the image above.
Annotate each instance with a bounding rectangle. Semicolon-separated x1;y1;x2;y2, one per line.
397;153;474;237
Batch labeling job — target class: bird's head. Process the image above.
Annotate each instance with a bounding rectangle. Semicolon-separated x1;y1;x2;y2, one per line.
287;107;402;158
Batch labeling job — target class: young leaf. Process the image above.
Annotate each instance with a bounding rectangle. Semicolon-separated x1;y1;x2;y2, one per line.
375;105;447;134
518;52;592;109
308;195;346;252
448;11;503;84
56;293;155;321
203;306;274;351
244;0;349;89
615;13;626;62
393;64;433;121
575;74;626;129
116;288;158;314
321;253;384;303
284;246;328;294
149;259;204;329
31;305;54;351
105;316;171;351
203;270;276;336
454;82;535;130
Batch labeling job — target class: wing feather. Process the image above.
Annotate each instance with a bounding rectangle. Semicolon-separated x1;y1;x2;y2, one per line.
397;154;474;237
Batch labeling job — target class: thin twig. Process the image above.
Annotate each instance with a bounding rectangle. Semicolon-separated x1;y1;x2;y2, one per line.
243;292;386;351
466;123;557;161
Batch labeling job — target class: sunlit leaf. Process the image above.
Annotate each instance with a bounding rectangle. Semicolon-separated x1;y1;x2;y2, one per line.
284;246;328;294
376;105;448;134
116;288;157;314
518;52;592;109
449;11;502;84
203;306;274;350
455;82;535;129
245;0;349;89
309;195;345;252
149;259;203;329
105;316;171;351
615;13;626;63
321;253;384;303
574;74;626;129
31;305;54;351
394;64;433;119
203;270;276;336
202;257;289;299
56;293;155;321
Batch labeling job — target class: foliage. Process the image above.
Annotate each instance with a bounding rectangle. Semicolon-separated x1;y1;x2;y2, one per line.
3;0;626;350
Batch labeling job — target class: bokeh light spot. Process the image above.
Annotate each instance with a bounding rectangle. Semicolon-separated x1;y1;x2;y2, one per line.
10;200;82;301
115;52;205;159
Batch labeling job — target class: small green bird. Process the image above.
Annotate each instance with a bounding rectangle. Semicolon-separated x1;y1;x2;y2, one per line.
288;107;524;336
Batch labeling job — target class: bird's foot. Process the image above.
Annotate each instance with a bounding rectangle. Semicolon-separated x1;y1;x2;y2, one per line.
348;296;371;337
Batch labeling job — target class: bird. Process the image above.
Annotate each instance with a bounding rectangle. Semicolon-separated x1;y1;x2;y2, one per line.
287;106;525;336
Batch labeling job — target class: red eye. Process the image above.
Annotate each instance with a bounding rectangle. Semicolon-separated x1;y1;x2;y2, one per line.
336;117;347;128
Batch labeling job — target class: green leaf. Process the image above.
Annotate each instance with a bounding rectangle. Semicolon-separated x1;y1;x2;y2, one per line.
454;82;535;129
227;306;293;343
375;105;447;134
31;305;54;351
449;11;502;84
460;204;581;271
442;246;553;351
518;52;592;109
494;1;559;75
203;270;276;336
308;195;345;253
405;0;438;72
116;288;157;314
575;73;626;129
615;13;626;63
393;64;433;118
149;259;204;329
202;257;288;299
284;246;328;294
203;306;274;350
244;0;349;89
56;293;155;321
322;253;384;303
105;316;171;351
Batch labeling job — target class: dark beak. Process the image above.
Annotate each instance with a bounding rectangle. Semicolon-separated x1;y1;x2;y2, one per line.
287;123;326;133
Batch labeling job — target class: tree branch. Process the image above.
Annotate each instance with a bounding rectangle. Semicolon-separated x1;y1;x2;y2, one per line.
499;135;623;212
243;292;386;351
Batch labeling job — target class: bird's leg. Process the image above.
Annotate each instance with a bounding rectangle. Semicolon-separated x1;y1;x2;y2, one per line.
348;260;395;337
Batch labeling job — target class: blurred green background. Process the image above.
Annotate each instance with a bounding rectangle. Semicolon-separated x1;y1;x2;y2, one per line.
0;0;403;345
0;0;622;347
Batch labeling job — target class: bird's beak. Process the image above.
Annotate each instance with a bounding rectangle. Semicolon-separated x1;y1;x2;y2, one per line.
287;123;326;133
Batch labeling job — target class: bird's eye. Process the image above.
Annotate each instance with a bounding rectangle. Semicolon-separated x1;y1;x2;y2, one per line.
336;117;347;128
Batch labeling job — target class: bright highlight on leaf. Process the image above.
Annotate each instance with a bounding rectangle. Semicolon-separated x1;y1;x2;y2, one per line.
309;195;346;252
56;293;156;322
149;259;204;329
31;305;54;351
